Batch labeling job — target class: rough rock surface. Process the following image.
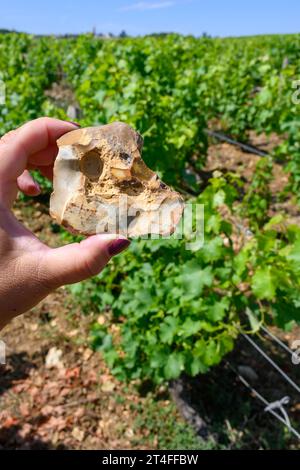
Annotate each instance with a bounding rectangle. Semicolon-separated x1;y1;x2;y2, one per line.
50;122;184;237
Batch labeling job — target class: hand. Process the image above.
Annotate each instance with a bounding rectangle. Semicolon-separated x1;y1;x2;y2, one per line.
0;118;130;329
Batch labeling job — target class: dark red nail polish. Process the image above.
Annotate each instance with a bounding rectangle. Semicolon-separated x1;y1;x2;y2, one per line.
67;121;81;127
108;239;130;256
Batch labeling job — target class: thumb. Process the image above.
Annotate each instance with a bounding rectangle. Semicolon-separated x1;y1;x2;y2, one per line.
41;235;130;288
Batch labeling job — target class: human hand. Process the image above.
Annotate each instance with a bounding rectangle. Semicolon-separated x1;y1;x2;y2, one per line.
0;118;130;329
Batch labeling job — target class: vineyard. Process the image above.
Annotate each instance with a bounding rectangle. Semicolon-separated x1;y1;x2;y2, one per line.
1;32;300;449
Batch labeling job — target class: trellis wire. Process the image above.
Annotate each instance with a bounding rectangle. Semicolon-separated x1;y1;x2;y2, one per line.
241;332;300;396
260;325;296;357
226;361;300;440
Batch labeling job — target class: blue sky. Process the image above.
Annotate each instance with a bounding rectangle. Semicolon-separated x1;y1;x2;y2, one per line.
1;0;299;37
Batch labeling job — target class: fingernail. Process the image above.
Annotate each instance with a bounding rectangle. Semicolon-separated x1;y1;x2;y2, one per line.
29;182;40;194
67;121;81;127
108;238;130;256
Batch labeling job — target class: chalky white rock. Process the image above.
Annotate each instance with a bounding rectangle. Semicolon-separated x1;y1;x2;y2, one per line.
50;122;184;237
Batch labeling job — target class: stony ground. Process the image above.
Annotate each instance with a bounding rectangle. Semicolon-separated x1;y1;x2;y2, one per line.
0;200;182;450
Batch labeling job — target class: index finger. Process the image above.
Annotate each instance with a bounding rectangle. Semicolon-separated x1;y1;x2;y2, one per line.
0;118;79;183
0;118;79;207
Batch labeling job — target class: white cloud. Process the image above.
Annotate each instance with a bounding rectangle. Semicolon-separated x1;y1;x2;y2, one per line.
119;1;175;12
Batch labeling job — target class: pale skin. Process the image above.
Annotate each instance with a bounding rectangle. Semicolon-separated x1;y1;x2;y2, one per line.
0;118;130;330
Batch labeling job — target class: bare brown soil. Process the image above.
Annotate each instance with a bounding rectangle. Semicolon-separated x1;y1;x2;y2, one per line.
0;202;173;450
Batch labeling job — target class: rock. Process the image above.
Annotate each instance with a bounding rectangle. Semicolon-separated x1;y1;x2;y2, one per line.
125;428;134;438
66;104;80;120
101;380;115;393
50;122;184;237
237;365;258;382
45;347;64;369
97;314;106;325
72;427;85;442
83;348;93;361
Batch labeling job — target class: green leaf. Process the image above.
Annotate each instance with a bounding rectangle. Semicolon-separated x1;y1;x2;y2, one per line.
263;214;284;231
188;356;207;376
287;240;300;265
160;317;179;344
251;267;276;300
180;318;202;337
203;340;220;366
233;248;250;278
245;307;261;333
206;298;229;322
193;338;206;356
213;189;226;207
179;261;213;297
164;352;185;379
202;237;224;262
150;349;169;369
257;88;272;105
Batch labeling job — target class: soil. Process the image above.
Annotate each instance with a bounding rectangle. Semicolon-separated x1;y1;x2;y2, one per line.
0;201;171;450
205;133;300;228
205;133;289;195
45;81;79;109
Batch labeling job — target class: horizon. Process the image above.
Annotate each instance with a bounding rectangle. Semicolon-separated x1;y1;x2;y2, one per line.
1;29;299;40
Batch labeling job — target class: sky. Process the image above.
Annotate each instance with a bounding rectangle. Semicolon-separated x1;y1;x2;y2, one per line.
0;0;299;37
